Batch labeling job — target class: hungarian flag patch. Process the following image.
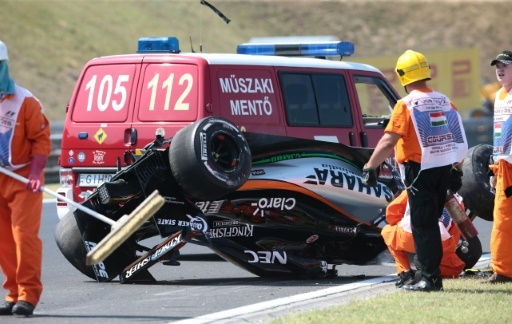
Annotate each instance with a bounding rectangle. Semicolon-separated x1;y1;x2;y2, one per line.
430;111;447;127
495;123;502;137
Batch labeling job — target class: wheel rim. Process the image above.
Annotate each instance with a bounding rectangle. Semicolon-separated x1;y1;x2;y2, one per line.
209;131;241;172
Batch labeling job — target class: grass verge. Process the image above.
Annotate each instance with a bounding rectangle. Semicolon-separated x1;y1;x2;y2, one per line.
274;277;512;323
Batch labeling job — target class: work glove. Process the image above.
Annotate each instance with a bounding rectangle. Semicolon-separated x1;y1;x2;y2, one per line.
362;164;378;187
448;167;463;193
27;154;47;192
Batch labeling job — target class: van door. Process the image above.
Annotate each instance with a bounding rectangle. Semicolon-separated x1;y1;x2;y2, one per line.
132;57;206;147
277;69;360;146
61;61;140;189
347;71;400;148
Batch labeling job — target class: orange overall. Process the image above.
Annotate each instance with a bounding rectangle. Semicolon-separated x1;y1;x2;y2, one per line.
0;93;51;306
489;160;512;278
381;191;465;278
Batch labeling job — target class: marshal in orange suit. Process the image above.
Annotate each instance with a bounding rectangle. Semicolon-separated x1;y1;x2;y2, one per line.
382;191;465;287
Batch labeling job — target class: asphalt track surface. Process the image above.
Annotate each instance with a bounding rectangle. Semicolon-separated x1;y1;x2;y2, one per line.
0;200;492;323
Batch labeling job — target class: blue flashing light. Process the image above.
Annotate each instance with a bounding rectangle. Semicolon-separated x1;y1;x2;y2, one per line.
137;37;180;54
236;41;354;58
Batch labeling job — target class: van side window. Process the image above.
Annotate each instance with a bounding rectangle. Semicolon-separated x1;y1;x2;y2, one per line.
280;73;318;126
312;74;352;127
280;73;352;127
353;76;397;128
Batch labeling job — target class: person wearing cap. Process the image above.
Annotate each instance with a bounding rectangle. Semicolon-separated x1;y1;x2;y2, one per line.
361;50;468;292
382;190;466;288
0;40;52;316
484;50;512;284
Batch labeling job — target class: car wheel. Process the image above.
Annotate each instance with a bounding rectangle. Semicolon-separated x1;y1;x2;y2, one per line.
458;144;494;221
169;116;252;201
456;236;483;270
54;212;97;280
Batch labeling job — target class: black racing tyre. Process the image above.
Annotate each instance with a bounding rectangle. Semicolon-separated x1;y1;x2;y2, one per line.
169;116;252;201
54;212;96;280
458;144;495;221
456;236;483;270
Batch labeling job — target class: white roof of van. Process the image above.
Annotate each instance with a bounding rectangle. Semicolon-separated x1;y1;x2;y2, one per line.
186;53;382;74
96;52;383;75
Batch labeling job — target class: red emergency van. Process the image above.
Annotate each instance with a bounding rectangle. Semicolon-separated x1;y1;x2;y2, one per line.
56;37;400;219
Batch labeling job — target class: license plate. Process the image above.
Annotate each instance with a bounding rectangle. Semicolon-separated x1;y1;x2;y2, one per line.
78;173;114;187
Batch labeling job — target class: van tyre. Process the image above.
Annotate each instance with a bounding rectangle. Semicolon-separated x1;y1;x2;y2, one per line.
169;116;252;201
54;212;97;280
458;144;494;221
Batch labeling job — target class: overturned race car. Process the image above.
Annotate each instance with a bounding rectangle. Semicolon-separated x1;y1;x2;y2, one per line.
55;117;481;283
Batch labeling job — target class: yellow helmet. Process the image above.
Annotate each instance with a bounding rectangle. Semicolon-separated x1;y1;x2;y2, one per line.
395;50;431;86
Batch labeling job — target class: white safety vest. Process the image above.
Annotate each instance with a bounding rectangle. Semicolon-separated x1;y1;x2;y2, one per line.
0;84;33;170
493;88;512;163
404;90;468;170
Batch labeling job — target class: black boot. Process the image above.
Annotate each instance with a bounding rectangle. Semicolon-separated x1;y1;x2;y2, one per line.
0;301;15;316
395;270;416;288
12;301;35;316
402;277;443;292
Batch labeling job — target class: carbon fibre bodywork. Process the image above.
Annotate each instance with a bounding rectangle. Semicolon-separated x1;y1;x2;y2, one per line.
56;118;403;282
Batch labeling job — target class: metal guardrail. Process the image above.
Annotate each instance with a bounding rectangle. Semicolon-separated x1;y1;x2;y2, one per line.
45;121;64;184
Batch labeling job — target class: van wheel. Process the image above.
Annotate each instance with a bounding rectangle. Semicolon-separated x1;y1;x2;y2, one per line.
54;212;96;280
169;116;252;201
458;144;494;221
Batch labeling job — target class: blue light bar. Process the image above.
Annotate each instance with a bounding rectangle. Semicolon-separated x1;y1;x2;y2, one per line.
137;37;180;54
236;41;354;57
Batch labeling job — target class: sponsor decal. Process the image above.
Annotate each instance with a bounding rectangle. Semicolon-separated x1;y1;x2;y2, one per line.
187;214;208;233
306;234;319;243
251;197;296;217
413;97;448;107
270;153;303;163
196;200;223;214
494;146;504;154
78;152;86;162
164;196;185;205
125;234;182;279
84;241;109;279
92;150;106;165
245;250;287;264
321;163;357;175
327;225;358;235
429;111;448;127
427;142;457;154
200;132;207;161
68;157;75;164
156;127;165;138
209;224;254;238
305;167;393;202
426;133;454;145
251;169;266;176
150;234;182;261
69;150;74;156
320;261;328;273
156;215;209;234
213;220;240;227
94;128;107;144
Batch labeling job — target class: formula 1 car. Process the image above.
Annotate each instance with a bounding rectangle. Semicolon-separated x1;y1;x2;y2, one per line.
55;116;481;283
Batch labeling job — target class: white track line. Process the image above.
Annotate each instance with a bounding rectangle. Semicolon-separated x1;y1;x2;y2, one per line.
173;253;492;324
172;275;397;324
